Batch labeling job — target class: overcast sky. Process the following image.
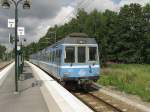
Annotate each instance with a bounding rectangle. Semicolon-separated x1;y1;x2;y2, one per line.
0;0;149;50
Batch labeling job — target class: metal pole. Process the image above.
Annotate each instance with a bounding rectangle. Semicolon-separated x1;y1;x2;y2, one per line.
12;0;24;92
21;41;23;73
14;2;18;92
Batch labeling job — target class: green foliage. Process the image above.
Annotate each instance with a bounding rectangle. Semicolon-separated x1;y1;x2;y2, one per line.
25;3;150;64
98;64;150;102
0;44;6;60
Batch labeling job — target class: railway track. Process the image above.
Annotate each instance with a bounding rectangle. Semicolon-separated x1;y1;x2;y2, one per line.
69;84;143;112
72;90;124;112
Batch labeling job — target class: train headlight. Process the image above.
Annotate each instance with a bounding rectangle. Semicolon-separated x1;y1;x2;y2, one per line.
64;72;70;76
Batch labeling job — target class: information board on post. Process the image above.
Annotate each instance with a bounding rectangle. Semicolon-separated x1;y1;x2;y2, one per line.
17;27;25;36
8;19;15;28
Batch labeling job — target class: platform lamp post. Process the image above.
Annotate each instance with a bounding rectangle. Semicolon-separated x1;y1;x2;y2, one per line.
1;0;31;92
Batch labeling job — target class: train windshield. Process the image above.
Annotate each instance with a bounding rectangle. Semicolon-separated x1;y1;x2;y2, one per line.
89;47;97;61
78;47;86;63
65;46;75;63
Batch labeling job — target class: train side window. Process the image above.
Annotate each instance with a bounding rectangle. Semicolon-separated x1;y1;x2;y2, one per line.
89;47;97;61
51;51;54;63
56;50;59;62
54;51;57;63
53;51;55;63
56;49;61;64
48;52;51;62
65;46;75;63
78;47;86;63
50;51;52;62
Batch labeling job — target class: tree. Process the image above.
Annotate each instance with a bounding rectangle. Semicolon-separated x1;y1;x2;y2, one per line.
116;3;144;63
0;44;6;60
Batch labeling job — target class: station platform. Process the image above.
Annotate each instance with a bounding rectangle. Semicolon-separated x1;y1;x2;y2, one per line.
0;62;93;112
0;63;49;112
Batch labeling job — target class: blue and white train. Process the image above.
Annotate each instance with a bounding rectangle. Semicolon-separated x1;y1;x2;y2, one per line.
30;33;100;86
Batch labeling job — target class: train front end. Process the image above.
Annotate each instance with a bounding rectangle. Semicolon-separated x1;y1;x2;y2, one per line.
60;36;100;85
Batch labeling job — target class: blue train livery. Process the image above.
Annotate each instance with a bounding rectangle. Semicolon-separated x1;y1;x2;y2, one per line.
30;33;100;86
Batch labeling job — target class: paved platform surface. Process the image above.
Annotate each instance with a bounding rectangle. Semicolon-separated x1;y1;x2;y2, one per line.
0;63;49;112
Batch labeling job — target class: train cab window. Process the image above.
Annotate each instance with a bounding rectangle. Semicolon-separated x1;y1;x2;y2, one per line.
65;47;75;63
78;47;86;63
89;47;97;61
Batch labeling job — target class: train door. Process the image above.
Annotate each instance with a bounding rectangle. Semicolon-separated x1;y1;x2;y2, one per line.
87;46;99;73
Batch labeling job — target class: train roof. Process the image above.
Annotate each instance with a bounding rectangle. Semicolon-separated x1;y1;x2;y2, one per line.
68;33;88;37
51;33;97;48
30;33;98;56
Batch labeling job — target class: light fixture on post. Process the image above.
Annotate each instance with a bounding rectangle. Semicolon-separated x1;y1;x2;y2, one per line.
1;0;10;9
23;0;30;9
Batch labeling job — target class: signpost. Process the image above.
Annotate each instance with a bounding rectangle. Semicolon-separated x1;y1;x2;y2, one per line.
17;27;25;36
8;19;15;28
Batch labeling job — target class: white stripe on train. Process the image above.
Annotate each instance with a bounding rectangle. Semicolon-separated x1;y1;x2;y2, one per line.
37;60;100;69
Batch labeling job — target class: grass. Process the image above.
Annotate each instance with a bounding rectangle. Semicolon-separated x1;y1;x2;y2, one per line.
97;64;150;102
